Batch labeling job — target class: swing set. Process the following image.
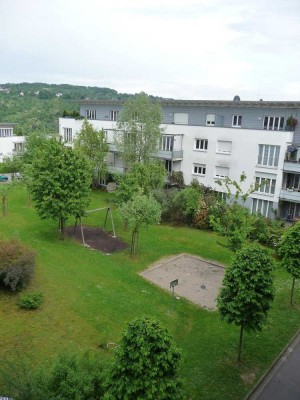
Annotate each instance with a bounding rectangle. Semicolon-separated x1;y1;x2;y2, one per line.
74;207;116;246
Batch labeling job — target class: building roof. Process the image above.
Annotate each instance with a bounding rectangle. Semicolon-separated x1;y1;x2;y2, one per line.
80;99;300;109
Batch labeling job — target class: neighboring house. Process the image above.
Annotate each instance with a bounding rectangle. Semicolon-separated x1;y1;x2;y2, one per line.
0;123;25;162
58;97;300;220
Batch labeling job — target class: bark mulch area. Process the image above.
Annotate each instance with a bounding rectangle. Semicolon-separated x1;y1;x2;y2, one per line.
65;225;128;254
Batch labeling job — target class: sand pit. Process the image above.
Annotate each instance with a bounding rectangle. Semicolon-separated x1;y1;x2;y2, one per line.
140;254;225;310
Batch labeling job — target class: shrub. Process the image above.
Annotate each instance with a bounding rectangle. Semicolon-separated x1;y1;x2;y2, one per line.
0;239;36;291
18;291;43;310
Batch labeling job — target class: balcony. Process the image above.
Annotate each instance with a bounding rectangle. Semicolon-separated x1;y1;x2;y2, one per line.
280;188;300;203
283;160;300;173
156;149;183;160
107;165;124;174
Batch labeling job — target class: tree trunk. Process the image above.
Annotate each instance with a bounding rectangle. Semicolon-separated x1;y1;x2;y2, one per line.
60;217;65;240
2;195;7;217
237;325;244;364
290;277;296;305
130;229;139;258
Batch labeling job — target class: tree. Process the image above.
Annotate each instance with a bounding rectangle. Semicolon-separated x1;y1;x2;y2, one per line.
119;193;161;258
114;93;164;168
105;316;183;400
278;222;300;305
30;138;92;239
114;160;166;205
73;119;109;185
0;180;19;216
217;244;275;363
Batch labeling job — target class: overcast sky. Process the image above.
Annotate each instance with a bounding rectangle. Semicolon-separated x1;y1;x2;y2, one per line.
1;0;300;100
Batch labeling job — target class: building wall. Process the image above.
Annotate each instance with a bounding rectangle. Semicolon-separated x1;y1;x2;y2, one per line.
0;136;25;162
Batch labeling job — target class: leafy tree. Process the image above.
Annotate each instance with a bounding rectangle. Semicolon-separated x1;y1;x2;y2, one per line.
2;154;23;176
119;193;161;258
215;171;259;204
114;93;164;168
114;160;166;205
217;244;275;362
105;316;183;400
278;222;300;305
172;187;201;225
30;138;92;239
74;119;109;185
0;180;19;216
46;352;106;400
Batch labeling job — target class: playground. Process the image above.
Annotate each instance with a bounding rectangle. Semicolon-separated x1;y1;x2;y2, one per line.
140;254;225;310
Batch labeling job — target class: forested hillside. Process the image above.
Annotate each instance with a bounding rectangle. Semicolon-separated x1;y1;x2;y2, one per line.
0;83;142;135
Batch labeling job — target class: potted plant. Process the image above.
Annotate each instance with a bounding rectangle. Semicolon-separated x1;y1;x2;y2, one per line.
286;115;298;130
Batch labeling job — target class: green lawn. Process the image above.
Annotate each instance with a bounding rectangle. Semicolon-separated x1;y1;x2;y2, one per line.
0;186;300;399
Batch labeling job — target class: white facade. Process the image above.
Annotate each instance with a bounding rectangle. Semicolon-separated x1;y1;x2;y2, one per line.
0;136;25;162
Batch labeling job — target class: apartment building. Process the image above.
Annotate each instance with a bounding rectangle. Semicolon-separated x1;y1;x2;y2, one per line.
0;123;25;162
59;98;300;220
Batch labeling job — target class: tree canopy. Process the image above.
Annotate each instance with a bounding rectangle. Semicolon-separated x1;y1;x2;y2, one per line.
73;119;109;185
29;138;92;239
217;243;275;362
278;222;300;304
114;93;164;167
105;316;183;400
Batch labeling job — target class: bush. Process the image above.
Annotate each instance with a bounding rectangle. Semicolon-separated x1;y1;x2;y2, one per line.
0;239;36;291
18;291;43;310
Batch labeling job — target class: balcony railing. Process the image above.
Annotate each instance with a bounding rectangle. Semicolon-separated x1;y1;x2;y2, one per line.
156;149;183;160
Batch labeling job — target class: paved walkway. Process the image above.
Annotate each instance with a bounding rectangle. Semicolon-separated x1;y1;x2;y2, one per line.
246;330;300;399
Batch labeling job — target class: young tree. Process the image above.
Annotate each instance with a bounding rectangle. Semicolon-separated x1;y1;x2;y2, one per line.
217;243;275;363
0;180;19;216
114;93;164;168
73;119;109;185
105;316;183;400
119;193;161;258
114;160;166;205
30;138;92;239
278;222;300;305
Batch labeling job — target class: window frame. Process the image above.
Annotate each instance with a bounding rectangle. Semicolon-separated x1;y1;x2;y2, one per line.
193;163;206;176
232;115;242;127
263;116;284;131
194;138;208;151
206;114;215;126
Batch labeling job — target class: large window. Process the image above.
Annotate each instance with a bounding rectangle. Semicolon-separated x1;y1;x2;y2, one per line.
257;145;280;167
13;142;24;152
232;115;242;127
161;135;173;151
194;139;208;151
263;116;284;130
63;128;73;143
110;110;119;121
255;176;276;195
206;114;215;126
0;128;13;137
215;166;229;179
217;140;232;154
174;113;188;125
85;109;96;120
252;199;273;218
193;164;206;175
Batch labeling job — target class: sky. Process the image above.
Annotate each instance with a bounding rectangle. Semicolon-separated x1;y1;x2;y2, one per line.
1;0;300;101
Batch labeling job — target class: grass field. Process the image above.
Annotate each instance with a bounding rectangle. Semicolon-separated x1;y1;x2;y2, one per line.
0;185;300;399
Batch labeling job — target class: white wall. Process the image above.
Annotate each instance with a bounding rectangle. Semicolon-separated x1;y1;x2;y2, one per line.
0;136;25;162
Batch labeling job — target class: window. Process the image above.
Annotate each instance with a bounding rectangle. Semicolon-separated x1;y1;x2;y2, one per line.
193;164;206;175
110;110;119;121
252;199;273;218
215;166;229;179
255;176;276;195
63;128;73;143
161;135;173;151
217;140;232;154
174;113;188;125
263;116;284;130
206;114;215;126
85;109;96;120
232;115;242;127
257;145;280;167
13;142;24;152
0;128;13;137
194;139;208;151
